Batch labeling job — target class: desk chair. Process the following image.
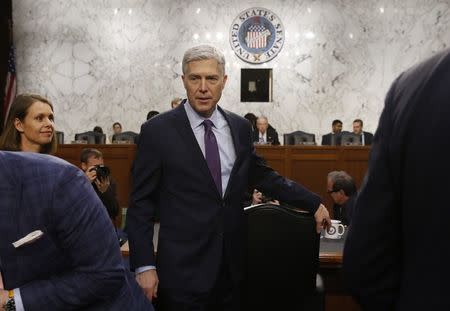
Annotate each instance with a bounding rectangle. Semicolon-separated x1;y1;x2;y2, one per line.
284;131;316;145
55;131;64;144
74;131;106;144
244;203;324;310
112;131;138;144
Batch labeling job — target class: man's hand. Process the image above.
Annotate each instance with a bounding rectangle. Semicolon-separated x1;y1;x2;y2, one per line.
85;166;97;183
95;177;110;193
314;204;331;234
0;289;9;307
136;269;159;301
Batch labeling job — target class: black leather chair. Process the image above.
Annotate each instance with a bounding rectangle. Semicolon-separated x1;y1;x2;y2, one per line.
284;131;316;145
55;131;64;144
74;131;106;144
340;132;362;146
112;131;138;144
244;203;324;311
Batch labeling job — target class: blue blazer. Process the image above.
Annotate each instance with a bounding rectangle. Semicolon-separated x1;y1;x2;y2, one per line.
126;104;321;293
0;152;153;310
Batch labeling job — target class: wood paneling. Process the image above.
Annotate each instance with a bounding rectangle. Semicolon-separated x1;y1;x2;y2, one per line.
255;146;370;215
55;144;370;217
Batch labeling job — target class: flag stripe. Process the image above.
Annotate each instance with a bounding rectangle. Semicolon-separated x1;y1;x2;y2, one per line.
3;45;16;127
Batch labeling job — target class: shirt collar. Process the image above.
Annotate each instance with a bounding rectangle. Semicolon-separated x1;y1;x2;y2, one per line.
184;100;226;130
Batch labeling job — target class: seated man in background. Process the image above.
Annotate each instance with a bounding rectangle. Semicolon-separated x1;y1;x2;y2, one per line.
112;122;122;135
80;148;119;223
321;119;343;145
327;171;357;225
352;119;373;145
243;112;257;131
252;116;280;145
0;151;153;310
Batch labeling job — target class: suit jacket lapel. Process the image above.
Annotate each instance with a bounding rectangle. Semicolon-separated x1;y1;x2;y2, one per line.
170;105;220;197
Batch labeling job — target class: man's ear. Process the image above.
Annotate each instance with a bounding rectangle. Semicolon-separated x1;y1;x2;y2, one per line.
222;74;228;89
81;162;87;171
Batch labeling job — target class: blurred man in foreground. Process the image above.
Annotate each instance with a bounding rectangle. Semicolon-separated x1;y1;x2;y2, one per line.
344;49;450;310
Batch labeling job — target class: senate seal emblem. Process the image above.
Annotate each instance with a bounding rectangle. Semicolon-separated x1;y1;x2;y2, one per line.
230;7;285;64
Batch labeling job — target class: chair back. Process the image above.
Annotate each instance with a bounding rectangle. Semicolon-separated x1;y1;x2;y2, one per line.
284;131;316;145
244;203;320;310
112;131;138;144
340;132;362;146
55;131;64;144
74;131;106;144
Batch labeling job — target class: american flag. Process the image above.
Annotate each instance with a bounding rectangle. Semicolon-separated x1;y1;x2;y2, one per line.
245;25;270;49
3;45;17;127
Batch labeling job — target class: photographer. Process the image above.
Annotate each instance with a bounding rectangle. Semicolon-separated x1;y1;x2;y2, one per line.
243;189;280;207
80;148;119;222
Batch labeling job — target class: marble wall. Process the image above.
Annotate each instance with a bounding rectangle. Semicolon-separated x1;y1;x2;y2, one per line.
13;0;450;143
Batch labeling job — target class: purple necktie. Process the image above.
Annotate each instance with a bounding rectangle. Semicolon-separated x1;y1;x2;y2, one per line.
203;120;222;196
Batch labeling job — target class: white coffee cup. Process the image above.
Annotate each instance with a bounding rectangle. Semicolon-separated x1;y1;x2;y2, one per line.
324;219;345;239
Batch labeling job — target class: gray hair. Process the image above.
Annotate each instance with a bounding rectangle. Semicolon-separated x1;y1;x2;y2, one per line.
327;171;356;196
257;116;268;122
182;45;226;75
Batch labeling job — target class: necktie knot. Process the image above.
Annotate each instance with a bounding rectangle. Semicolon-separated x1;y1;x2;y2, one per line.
203;119;214;131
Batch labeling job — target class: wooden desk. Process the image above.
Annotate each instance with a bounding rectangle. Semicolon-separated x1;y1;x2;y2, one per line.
55;144;370;217
120;238;342;265
318;236;360;311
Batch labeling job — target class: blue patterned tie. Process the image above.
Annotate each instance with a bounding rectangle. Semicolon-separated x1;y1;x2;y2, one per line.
203;120;222;196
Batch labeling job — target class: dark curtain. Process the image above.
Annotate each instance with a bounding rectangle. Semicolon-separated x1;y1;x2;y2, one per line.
0;0;12;134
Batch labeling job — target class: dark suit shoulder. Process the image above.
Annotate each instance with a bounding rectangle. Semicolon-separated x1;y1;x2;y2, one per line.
0;151;81;185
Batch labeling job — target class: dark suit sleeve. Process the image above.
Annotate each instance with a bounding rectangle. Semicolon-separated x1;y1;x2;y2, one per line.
96;180;119;220
271;129;280;145
321;134;330;145
343;81;401;309
252;130;258;144
125;123;162;269
20;168;127;310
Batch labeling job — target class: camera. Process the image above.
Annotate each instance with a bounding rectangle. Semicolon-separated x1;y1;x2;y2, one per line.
260;194;274;203
89;165;110;181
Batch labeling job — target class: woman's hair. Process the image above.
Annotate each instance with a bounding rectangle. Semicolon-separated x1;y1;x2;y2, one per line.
0;94;57;154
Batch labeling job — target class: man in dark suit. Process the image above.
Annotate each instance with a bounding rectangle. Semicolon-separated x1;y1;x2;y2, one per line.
343;49;450;310
252;116;280;145
327;171;356;226
352;119;373;145
0;151;153;310
126;45;330;311
321;119;343;145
